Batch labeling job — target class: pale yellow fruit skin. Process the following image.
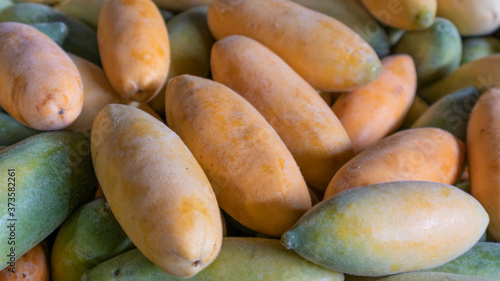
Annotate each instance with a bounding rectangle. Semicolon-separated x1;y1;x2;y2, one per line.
361;0;437;30
283;181;489;277
98;0;169;102
0;22;83;130
153;0;212;11
165;75;311;237
211;35;354;193
467;88;500;242
207;0;381;92
437;0;500;36
91;104;222;278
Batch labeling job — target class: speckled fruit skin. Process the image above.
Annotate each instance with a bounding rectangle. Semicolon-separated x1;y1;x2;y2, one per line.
82;238;345;281
165;75;311;237
282;181;489;277
422;242;500;280
91;104;222;278
207;0;381;92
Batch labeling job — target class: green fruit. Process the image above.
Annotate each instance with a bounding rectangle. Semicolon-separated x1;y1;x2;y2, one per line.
0;112;40;146
411;86;480;141
422;242;500;281
29;22;69;46
81;238;344;280
394;17;462;87
51;198;135;281
461;37;500;65
0;131;97;270
148;6;214;116
291;0;390;57
0;2;101;65
418;54;500;104
386;27;405;47
282;181;488;277
378;272;491;281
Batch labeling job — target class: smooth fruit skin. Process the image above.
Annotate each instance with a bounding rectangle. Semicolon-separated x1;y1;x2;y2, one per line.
422;242;500;281
98;0;169;102
0;244;49;281
91;104;222;278
394;17;461;87
165;75;311;237
323;127;465;199
360;0;437;30
437;0;500;36
0;113;40;146
332;54;416;152
51;198;134;281
207;0;381;92
82;238;344;281
211;35;354;193
282;181;489;277
461;37;500;65
152;0;212;11
0;131;98;270
0;22;83;130
467;88;500;242
378;272;491;281
411;86;480;142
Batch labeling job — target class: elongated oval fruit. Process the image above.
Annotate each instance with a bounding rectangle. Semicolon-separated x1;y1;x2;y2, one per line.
418;54;500;104
0;131;97;270
82;238;344;281
0;243;49;281
153;0;212;11
411;87;480;142
394;17;461;87
0;22;83;130
290;0;390;57
361;0;437;30
282;181;489;277
207;0;381;92
0;2;101;65
324;128;465;199
29;22;68;46
332;54;416;152
211;35;354;192
91;104;222;278
437;0;500;36
98;0;169;102
165;75;311;237
66;54;121;131
423;242;500;281
467;88;500;242
378;272;490;281
51;198;134;281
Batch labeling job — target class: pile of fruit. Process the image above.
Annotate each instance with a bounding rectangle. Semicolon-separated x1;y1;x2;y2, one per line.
0;0;499;280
